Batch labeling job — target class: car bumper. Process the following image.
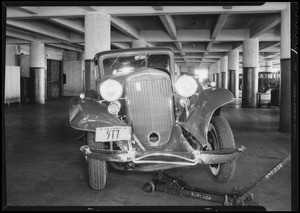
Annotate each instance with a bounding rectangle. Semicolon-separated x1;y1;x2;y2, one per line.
80;145;246;166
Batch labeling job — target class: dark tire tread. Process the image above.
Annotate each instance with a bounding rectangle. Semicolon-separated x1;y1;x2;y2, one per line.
209;116;236;183
87;132;107;190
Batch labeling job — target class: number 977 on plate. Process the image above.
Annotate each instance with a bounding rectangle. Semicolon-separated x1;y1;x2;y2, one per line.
95;126;132;142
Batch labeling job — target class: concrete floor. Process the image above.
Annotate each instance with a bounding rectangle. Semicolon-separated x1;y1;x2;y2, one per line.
4;97;291;210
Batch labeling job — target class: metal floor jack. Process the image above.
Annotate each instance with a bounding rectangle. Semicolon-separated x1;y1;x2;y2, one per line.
143;154;291;206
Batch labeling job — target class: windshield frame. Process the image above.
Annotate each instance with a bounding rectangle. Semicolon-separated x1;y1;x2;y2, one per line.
95;47;175;80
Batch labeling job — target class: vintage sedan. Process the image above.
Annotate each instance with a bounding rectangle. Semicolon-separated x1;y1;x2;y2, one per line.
69;47;245;190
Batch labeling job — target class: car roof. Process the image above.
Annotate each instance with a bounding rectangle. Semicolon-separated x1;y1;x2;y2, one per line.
94;47;174;61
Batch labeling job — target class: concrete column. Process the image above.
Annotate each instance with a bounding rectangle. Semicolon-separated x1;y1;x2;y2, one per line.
209;64;214;82
220;55;228;89
279;3;291;132
215;60;221;87
20;54;30;103
242;38;259;108
84;11;110;90
208;66;213;82
265;60;273;72
132;39;147;48
29;41;46;104
228;49;239;98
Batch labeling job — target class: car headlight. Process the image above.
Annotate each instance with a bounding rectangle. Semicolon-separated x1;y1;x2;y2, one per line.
175;75;198;97
99;79;123;102
210;82;216;88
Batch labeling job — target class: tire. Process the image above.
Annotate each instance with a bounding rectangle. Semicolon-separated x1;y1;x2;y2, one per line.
86;131;107;190
207;116;236;183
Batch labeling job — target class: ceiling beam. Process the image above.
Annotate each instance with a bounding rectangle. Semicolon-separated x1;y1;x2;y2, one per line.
6;37;30;44
259;42;280;51
6;19;72;42
262;53;280;59
111;17;140;40
174;50;205;53
48;18;84;34
205;42;214;52
46;43;84;52
200;42;214;64
250;14;281;38
159;15;188;65
6;27;36;42
223;6;233;9
7;3;287;18
201;13;228;65
6;27;60;43
141;29;280;42
6;25;280;44
111;43;130;49
82;6;98;11
203;60;219;63
175;42;188;65
211;13;229;39
153;6;164;11
159;15;177;39
19;7;39;14
175;42;183;53
146;42;156;47
186;56;202;59
232;42;243;50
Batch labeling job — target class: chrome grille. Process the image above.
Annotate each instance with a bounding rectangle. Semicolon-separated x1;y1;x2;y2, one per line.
125;72;174;147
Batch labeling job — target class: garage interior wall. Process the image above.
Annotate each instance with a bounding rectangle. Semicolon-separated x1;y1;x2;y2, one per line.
4;44;85;100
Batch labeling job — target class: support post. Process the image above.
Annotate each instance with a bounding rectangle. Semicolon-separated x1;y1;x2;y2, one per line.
242;38;259;108
220;55;228;89
228;49;239;98
279;3;291;132
84;11;111;90
29;41;46;104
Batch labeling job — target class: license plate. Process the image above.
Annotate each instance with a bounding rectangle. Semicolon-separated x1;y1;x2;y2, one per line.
95;126;132;142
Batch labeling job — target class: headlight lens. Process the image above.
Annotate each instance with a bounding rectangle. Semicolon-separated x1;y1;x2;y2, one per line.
175;75;198;97
100;79;123;102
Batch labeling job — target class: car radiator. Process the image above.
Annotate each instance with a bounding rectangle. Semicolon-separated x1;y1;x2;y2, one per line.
125;72;175;148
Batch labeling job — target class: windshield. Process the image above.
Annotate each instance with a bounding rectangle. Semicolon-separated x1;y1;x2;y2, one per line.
103;54;170;77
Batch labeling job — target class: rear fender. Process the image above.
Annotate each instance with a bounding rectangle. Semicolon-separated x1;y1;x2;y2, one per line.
179;88;234;147
69;97;124;132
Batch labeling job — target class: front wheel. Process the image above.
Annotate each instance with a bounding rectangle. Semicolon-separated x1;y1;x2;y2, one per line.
207;116;236;183
86;132;107;190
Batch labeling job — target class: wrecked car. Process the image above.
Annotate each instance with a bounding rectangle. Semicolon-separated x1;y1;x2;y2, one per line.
69;47;245;190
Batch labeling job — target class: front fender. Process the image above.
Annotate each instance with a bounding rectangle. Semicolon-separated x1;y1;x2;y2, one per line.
69;97;124;132
179;88;234;147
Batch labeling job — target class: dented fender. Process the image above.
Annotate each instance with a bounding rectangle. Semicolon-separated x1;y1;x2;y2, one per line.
69;97;124;132
178;88;234;147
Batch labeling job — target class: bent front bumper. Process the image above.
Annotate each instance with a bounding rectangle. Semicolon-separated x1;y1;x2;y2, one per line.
80;145;246;166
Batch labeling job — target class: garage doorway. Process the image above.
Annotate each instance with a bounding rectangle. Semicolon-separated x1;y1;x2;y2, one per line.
47;59;63;99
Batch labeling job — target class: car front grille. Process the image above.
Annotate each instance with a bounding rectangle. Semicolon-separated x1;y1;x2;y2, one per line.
125;71;174;147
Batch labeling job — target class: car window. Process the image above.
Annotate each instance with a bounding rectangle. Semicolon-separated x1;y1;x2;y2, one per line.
103;54;170;77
